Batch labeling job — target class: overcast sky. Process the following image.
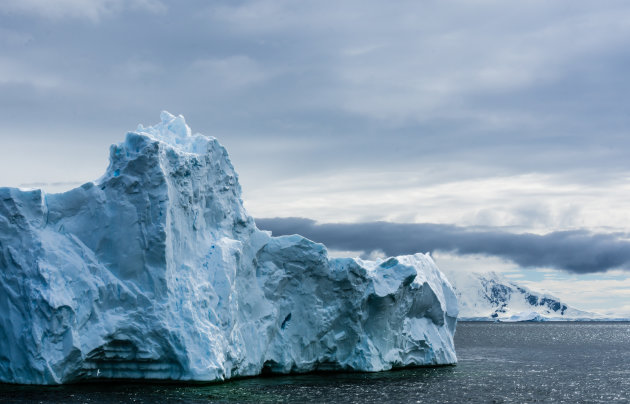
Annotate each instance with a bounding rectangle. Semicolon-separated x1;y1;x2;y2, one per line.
1;0;629;314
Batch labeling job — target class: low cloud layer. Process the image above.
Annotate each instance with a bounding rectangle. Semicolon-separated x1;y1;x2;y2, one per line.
256;217;630;274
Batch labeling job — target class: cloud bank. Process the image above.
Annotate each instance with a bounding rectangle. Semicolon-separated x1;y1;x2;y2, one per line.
256;217;630;274
2;0;630;194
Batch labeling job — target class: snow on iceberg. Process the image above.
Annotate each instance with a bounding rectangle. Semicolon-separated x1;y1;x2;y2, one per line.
0;112;458;385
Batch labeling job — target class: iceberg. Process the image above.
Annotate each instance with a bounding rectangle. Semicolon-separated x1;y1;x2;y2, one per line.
0;112;458;385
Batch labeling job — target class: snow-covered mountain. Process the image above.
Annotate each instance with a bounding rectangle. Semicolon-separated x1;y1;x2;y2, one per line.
442;269;604;321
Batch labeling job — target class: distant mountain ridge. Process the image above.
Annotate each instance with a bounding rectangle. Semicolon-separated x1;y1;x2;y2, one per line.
442;269;608;321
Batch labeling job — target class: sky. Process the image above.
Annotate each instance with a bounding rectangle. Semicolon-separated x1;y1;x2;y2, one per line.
1;0;629;315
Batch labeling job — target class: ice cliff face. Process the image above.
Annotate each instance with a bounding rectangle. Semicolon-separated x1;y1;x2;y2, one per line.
0;112;458;385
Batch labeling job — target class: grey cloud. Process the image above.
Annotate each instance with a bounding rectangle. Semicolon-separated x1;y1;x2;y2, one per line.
1;0;630;225
0;0;166;21
1;0;630;180
255;217;630;274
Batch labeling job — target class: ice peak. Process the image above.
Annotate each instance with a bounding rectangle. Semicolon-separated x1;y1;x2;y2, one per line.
160;110;176;124
133;111;209;154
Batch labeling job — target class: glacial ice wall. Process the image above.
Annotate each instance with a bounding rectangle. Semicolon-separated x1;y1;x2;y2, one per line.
0;112;458;385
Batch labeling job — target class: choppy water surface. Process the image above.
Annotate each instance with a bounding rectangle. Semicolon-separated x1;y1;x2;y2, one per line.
1;322;629;403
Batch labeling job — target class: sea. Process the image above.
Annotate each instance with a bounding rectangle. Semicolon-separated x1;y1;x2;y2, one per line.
1;322;629;403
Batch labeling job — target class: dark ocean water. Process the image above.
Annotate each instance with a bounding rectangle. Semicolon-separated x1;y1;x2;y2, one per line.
1;322;629;403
